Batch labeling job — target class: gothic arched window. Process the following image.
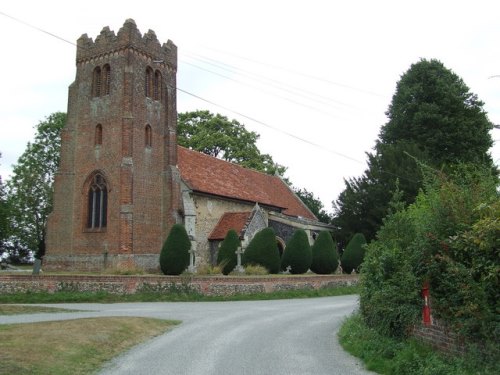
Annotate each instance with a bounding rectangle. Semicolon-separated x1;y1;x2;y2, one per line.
145;67;153;98
95;124;103;146
145;124;152;147
102;64;111;95
87;173;108;229
154;70;162;101
92;67;102;97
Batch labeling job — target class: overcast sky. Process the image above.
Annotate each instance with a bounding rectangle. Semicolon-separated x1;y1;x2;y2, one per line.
1;0;499;212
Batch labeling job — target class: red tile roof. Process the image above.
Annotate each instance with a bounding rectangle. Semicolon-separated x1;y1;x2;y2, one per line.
208;212;251;240
177;146;317;220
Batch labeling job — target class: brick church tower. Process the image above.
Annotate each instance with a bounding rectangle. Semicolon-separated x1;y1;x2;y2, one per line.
45;20;181;271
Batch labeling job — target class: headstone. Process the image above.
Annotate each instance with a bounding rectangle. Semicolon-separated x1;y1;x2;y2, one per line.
32;259;42;275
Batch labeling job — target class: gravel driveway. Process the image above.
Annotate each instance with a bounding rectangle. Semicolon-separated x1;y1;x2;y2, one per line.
1;295;374;375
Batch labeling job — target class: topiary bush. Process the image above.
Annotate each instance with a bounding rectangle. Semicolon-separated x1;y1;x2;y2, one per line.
242;227;281;274
159;224;191;275
280;229;312;274
310;231;339;274
341;233;367;274
216;229;240;275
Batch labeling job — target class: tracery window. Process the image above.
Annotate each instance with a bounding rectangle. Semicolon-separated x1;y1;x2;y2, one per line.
87;173;108;229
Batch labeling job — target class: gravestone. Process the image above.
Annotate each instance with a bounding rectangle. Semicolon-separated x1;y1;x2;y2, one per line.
32;259;42;275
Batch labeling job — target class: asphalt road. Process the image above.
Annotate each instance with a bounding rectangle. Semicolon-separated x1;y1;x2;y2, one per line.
1;295;374;375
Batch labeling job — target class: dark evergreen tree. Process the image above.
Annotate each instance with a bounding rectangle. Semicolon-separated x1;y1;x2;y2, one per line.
310;231;339;274
216;229;240;275
242;227;281;274
333;59;495;245
341;233;367;274
159;224;191;275
280;229;312;274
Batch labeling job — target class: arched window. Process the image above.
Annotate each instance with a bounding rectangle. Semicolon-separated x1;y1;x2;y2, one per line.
102;64;111;95
92;67;102;97
87;173;108;229
95;124;103;146
145;124;152;147
154;70;162;101
145;67;153;98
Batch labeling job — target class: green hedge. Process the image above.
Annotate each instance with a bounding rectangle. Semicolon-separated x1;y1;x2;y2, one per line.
310;231;339;274
159;224;191;275
341;233;366;274
216;229;240;275
280;229;312;274
242;228;281;274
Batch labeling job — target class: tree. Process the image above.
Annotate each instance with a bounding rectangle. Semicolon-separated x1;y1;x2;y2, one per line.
293;188;332;223
242;227;281;274
6;112;66;258
310;231;339;274
280;229;312;274
380;59;493;167
0;154;10;257
159;224;191;275
217;229;240;275
177;110;286;175
333;59;495;244
341;233;367;274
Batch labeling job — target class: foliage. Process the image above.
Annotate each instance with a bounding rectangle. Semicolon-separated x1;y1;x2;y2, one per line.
177;110;286;176
280;229;312;274
242;264;269;275
339;313;500;375
333;58;495;245
293;187;332;223
216;229;240;275
310;231;339;274
341;233;367;274
5;112;66;259
360;164;499;345
159;224;191;275
0;157;10;257
242;227;281;273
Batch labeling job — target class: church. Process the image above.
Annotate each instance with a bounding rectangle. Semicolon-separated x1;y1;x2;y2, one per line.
45;20;332;272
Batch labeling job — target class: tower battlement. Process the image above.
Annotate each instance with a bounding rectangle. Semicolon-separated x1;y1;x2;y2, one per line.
76;19;176;69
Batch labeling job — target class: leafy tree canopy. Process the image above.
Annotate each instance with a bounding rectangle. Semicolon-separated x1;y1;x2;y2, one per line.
293;188;332;223
6;112;66;258
178;110;286;176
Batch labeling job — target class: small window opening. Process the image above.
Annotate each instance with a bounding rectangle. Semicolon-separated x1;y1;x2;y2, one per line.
145;125;152;147
95;124;103;146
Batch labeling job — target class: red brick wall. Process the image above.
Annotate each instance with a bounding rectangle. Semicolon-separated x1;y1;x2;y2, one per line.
0;274;359;296
45;20;180;271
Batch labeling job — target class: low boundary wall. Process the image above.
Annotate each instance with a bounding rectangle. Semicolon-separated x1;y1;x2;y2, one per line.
0;274;358;296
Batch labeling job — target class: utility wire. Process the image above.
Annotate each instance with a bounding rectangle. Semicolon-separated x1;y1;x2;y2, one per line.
1;10;421;184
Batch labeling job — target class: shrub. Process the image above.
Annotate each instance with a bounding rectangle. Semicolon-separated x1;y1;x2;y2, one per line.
216;229;240;275
242;227;281;274
341;233;367;274
243;264;269;275
280;229;312;274
310;231;339;274
159;224;191;275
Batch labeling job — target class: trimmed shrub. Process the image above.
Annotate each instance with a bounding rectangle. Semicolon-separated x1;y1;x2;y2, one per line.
341;233;367;274
280;229;312;274
310;231;339;274
216;229;240;275
242;227;281;274
159;224;191;275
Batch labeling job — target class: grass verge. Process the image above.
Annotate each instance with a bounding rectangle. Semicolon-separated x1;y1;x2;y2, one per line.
0;317;179;375
338;313;500;375
0;285;359;304
0;305;79;315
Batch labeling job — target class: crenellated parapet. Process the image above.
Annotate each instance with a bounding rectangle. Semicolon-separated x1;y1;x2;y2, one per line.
76;19;176;69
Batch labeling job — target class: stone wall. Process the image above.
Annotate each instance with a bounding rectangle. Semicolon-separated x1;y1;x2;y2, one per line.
412;320;466;356
0;274;358;297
